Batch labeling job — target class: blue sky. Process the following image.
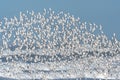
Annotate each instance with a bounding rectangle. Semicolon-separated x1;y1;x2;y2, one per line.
0;0;120;39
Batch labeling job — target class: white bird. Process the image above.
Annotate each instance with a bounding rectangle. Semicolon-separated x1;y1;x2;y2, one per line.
0;29;4;32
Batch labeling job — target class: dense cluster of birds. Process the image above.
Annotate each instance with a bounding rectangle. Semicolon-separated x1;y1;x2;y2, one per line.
0;9;119;79
0;9;120;63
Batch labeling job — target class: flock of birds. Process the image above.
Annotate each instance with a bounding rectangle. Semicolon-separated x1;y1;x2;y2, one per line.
0;9;119;79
